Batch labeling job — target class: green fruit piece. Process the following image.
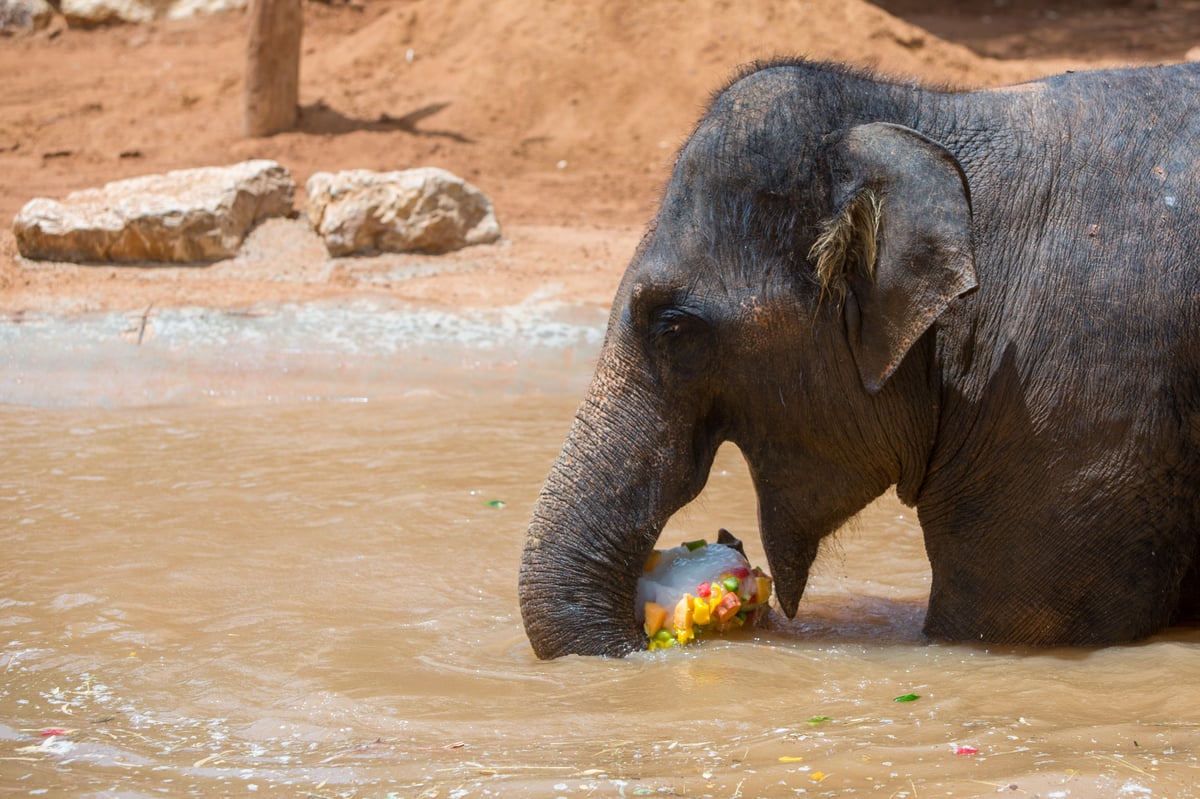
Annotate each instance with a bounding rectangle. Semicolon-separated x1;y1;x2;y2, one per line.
722;576;740;592
683;539;708;551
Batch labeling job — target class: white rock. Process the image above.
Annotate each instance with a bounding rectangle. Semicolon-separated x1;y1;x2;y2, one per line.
0;0;54;32
60;0;155;26
59;0;243;26
164;0;245;20
305;167;501;257
13;160;295;263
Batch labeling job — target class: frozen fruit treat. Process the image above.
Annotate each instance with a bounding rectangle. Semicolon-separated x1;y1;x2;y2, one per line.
636;533;772;650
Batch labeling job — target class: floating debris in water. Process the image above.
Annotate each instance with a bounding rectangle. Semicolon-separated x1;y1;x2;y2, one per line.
893;693;921;703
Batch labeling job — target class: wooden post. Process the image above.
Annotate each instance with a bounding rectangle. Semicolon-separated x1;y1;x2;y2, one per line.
244;0;302;137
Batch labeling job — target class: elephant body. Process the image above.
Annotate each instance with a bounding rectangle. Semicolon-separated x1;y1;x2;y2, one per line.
519;60;1200;658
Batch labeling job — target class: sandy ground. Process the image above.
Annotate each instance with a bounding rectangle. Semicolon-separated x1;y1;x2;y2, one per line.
2;0;1198;314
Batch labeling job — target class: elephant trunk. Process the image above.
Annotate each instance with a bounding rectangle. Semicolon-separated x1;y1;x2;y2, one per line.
519;354;714;658
519;468;649;658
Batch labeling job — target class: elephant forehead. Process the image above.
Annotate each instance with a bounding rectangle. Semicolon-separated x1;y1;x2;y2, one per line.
651;187;803;268
680;72;825;193
631;239;800;309
633;203;815;308
680;123;802;196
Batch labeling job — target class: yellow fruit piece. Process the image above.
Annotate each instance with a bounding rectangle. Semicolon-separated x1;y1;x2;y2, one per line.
673;594;694;644
707;584;723;615
714;591;742;623
643;602;668;636
755;576;773;605
692;596;711;626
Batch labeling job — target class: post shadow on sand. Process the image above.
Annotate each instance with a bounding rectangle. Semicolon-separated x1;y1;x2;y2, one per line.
297;100;474;143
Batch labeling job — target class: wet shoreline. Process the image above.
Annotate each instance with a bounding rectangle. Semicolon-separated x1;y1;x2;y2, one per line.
0;297;608;407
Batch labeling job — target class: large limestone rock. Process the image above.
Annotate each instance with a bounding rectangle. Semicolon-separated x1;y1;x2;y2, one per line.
60;0;154;25
161;0;246;20
59;0;244;26
306;167;501;257
13;160;295;263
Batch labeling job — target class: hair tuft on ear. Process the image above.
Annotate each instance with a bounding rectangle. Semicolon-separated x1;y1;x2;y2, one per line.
808;189;882;305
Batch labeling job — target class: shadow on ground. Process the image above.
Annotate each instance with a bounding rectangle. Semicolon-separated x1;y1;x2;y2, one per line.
869;0;1200;62
298;100;475;143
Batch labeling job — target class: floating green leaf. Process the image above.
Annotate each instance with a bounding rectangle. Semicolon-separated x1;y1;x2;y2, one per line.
893;693;920;703
485;500;506;508
807;716;832;726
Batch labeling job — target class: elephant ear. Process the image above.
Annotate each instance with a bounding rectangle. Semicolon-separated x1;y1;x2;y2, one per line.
809;122;977;393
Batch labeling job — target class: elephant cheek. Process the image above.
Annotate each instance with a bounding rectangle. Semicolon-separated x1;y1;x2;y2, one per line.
757;497;821;619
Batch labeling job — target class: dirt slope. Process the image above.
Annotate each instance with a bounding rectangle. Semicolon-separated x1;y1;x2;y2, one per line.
0;0;1192;312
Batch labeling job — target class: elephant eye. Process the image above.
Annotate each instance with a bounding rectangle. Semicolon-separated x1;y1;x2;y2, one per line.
648;303;710;381
649;306;703;342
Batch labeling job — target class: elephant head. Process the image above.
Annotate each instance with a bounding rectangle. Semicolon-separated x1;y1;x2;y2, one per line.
519;65;977;658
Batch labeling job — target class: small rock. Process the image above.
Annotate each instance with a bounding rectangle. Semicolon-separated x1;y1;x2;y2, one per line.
13;160;295;263
0;0;54;33
305;167;501;256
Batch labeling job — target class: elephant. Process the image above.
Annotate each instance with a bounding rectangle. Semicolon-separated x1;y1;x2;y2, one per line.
518;59;1200;658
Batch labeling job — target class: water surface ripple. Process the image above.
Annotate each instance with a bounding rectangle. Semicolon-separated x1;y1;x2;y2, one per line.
1;303;1197;797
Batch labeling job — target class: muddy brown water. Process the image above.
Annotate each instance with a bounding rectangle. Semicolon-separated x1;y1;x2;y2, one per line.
2;301;1198;798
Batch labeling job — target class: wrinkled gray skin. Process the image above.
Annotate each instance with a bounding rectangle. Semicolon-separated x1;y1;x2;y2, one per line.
519;60;1200;658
